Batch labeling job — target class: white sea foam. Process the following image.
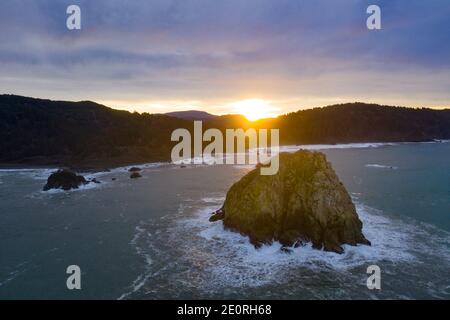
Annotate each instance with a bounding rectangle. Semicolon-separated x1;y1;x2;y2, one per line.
171;142;400;166
39;181;104;194
0;168;110;196
121;194;450;299
0;162;169;180
0;168;49;172
201;196;226;204
0;163;170;195
118;223;157;300
0;140;439;177
365;164;398;169
0;168;57;180
174;197;450;288
277;142;398;153
119;162;168;172
0;267;27;288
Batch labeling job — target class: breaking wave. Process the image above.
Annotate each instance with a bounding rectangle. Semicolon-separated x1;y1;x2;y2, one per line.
122;195;450;299
365;164;398;169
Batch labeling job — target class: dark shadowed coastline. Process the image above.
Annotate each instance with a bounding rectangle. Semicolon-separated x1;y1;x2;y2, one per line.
1;94;450;170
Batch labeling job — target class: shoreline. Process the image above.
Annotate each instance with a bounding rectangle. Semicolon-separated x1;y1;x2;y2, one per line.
0;156;172;173
0;161;171;173
1;139;448;172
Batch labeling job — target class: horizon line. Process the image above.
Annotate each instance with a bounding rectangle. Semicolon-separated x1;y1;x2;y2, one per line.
1;93;450;119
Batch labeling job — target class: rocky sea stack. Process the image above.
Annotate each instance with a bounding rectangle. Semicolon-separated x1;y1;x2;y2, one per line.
210;150;371;254
43;169;88;191
130;172;142;179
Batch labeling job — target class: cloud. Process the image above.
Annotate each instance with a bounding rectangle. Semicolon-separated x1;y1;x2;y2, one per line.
0;0;449;112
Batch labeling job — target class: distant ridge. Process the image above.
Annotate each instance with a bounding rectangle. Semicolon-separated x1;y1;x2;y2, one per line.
165;110;217;121
1;94;450;168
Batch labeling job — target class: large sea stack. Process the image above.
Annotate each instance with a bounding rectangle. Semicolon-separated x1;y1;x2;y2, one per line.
210;150;371;253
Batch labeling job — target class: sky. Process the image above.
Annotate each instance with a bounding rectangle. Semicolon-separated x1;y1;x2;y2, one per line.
0;0;449;117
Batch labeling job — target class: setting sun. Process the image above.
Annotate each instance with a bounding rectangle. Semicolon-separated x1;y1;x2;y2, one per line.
230;99;278;121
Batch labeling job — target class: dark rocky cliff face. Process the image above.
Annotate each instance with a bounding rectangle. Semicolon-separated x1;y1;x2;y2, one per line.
210;150;370;253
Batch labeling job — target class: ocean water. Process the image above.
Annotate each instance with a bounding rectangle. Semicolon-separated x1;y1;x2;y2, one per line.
0;142;449;299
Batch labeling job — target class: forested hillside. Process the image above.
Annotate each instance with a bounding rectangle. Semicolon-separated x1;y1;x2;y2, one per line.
1;95;449;168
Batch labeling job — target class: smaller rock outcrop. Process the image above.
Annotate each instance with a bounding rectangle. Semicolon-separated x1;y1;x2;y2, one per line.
43;169;87;191
209;208;225;222
128;167;142;172
130;172;142;179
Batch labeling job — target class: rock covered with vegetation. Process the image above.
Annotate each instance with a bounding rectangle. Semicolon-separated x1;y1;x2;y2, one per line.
210;150;371;253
